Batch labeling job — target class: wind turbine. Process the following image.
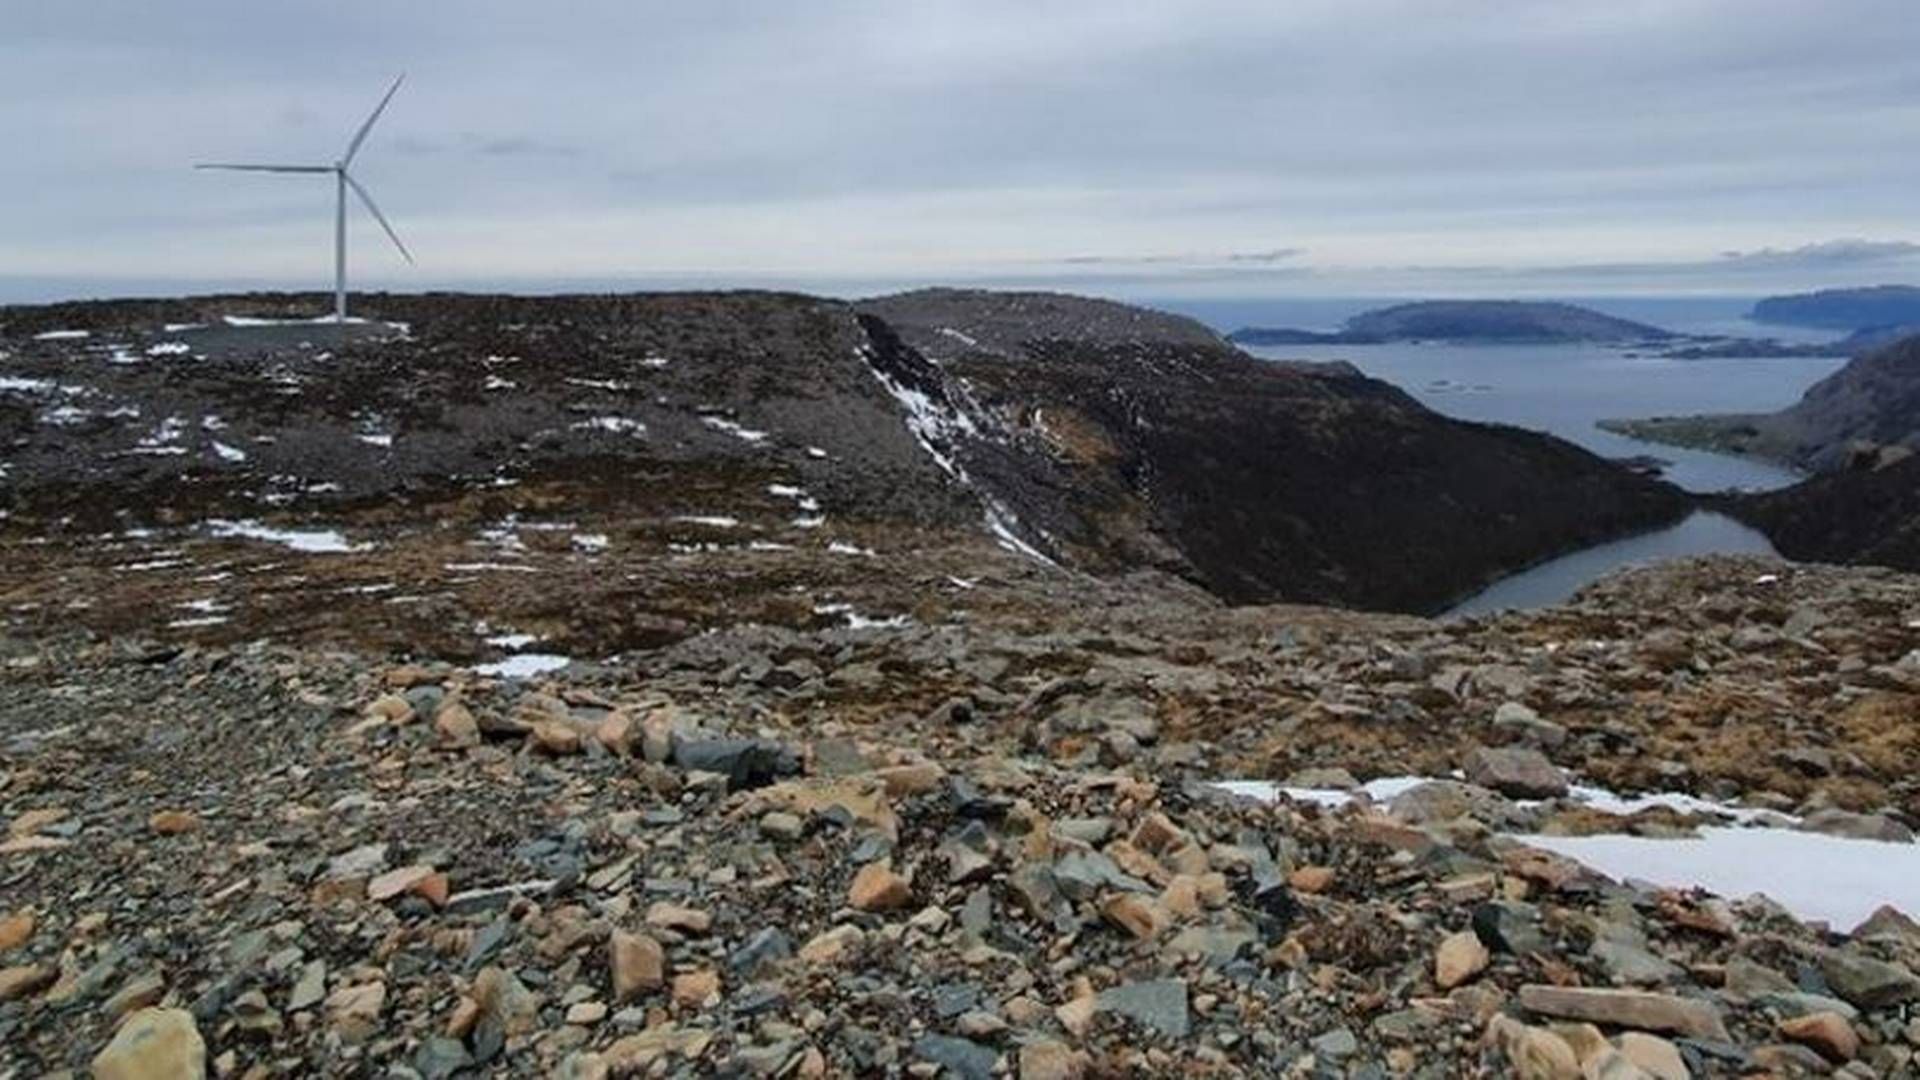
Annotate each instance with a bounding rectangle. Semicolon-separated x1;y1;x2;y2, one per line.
197;75;413;323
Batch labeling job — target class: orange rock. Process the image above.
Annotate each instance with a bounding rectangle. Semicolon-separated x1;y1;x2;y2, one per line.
0;910;35;954
148;810;200;835
443;995;479;1037
0;964;54;1002
848;862;912;912
872;763;946;797
1435;930;1491;990
1778;1011;1859;1062
1101;894;1166;941
530;720;582;755
1288;865;1336;894
610;931;665;1001
596;712;635;754
670;969;720;1008
434;700;481;748
1128;811;1190;854
412;871;451;909
366;865;434;903
644;902;712;934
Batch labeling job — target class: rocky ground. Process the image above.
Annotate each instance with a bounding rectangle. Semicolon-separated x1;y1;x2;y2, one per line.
4;292;1918;1076
4;553;1920;1077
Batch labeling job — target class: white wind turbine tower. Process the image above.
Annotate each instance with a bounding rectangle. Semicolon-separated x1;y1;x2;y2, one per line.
197;75;414;323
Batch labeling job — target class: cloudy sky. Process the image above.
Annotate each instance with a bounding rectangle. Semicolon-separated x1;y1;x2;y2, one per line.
6;0;1920;303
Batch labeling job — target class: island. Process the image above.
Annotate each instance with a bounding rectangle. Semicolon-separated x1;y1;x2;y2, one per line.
1228;300;1675;346
1750;285;1920;331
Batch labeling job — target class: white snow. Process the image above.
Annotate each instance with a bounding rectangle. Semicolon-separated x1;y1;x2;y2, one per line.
443;561;539;574
674;515;739;528
828;541;877;557
571;533;609;553
566;377;633;391
937;326;980;348
701;416;769;443
176;597;230;614
845;611;911;630
1212;776;1435;809
32;329;89;340
768;484;806;499
571;416;646;435
146;342;192;357
357;433;394;448
222;314;381;328
211;441;248;463
0;377;55;394
792;515;826;529
1518;829;1920;928
168;616;230;629
205;519;363;554
474;654;572;679
805;446;828;459
1214;776;1778;824
163;323;203;333
483;375;518;391
641;355;670;368
857;342;1055;568
484;632;540;649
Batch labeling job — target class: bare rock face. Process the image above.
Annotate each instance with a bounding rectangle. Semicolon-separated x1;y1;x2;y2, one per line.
1463;747;1568;799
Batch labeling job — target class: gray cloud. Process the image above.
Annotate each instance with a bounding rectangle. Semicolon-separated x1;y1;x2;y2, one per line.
4;1;1920;301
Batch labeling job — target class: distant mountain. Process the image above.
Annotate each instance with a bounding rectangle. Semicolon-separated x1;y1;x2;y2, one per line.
1750;285;1920;331
1228;300;1675;346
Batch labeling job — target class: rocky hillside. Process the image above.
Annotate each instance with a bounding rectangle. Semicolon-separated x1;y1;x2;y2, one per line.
1731;454;1920;571
864;290;1686;612
0;289;1684;627
3;554;1919;1076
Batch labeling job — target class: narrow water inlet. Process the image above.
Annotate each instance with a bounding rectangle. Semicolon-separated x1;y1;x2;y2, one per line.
1443;510;1779;617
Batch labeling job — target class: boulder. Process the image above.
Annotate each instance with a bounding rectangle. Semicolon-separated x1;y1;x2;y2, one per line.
91;1008;207;1080
1463;747;1567;799
1516;985;1729;1042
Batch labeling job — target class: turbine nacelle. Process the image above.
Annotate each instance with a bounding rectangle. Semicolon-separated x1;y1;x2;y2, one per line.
195;74;412;323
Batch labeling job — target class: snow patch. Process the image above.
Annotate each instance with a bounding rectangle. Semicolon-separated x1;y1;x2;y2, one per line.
211;441;248;463
146;342;192;357
701;416;769;443
1518;829;1920;928
571;416;646;435
474;654;572;679
32;329;89;340
674;515;739;528
358;433;394;448
205;519;363;554
0;377;55;394
571;533;609;553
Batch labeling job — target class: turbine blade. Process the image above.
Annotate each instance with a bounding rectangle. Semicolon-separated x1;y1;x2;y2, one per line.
343;172;413;264
194;163;334;173
342;73;405;167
